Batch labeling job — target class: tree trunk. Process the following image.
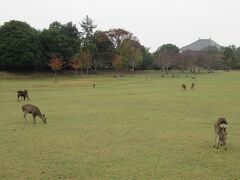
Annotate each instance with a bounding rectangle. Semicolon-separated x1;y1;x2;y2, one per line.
75;69;78;79
54;71;57;83
94;65;97;74
181;66;185;73
172;66;175;77
228;63;230;71
131;62;135;72
162;66;165;77
166;66;169;74
80;67;83;77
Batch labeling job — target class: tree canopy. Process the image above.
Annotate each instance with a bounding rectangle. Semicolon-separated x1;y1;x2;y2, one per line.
0;18;240;72
0;20;42;70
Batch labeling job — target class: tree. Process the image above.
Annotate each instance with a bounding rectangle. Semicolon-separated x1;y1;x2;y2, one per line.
48;56;63;83
79;50;92;77
119;39;143;71
80;16;97;72
181;50;202;73
93;31;115;70
223;47;235;71
81;15;97;39
0;20;42;70
105;29;134;49
202;46;222;72
154;44;180;74
40;21;81;69
112;55;123;77
236;47;240;68
69;53;84;78
80;16;97;52
141;48;154;70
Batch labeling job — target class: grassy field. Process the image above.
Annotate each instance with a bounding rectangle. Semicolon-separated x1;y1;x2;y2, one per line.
0;71;240;179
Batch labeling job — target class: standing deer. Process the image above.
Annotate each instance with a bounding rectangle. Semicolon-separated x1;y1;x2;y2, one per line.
213;117;228;150
191;83;195;90
17;90;30;101
22;104;47;124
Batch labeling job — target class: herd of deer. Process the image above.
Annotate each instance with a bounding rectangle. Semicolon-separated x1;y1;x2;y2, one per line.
17;90;46;124
181;82;228;150
16;83;228;150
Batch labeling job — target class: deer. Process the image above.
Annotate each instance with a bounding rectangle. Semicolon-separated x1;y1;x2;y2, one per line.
191;83;195;90
182;84;186;90
17;90;30;101
213;117;228;150
22;104;46;124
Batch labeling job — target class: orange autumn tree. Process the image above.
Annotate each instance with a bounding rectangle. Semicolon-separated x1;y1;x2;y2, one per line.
69;53;84;78
112;55;123;77
48;56;63;83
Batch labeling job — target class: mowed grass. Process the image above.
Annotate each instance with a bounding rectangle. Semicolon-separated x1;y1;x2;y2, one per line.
1;71;240;179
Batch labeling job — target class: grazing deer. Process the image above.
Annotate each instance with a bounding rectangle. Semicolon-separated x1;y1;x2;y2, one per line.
191;83;195;90
213;117;228;150
17;90;30;101
22;104;46;124
182;84;186;90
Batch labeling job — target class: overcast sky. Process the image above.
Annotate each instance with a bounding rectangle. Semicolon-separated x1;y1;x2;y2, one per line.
1;0;239;51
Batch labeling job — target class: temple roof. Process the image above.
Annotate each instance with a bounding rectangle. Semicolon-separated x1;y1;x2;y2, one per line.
181;39;222;51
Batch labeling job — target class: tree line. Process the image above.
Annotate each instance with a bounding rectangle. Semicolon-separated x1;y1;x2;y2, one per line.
0;16;240;75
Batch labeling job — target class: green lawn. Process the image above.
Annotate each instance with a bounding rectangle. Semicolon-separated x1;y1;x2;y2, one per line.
0;71;240;179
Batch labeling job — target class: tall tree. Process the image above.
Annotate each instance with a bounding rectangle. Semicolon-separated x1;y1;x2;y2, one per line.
105;29;134;49
141;48;154;70
69;53;84;77
0;20;42;70
79;50;92;77
223;46;235;71
112;55;123;77
119;39;143;71
202;46;222;72
80;16;97;72
81;15;97;39
93;31;115;70
154;44;180;74
40;21;81;69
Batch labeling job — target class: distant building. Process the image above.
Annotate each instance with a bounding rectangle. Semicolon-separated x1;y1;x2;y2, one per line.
180;38;222;51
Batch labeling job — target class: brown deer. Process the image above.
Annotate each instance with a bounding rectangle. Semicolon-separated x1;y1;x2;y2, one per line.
213;117;228;150
182;84;186;90
22;104;46;124
191;83;195;90
17;90;30;101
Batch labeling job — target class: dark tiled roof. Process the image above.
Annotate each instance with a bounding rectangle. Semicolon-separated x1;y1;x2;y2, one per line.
181;39;222;51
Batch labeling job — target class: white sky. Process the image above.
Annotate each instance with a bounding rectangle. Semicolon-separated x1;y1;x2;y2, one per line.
0;0;239;51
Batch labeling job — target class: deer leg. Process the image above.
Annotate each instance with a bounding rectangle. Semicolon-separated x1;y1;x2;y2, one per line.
23;111;27;121
33;115;36;124
213;132;218;148
216;140;221;149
